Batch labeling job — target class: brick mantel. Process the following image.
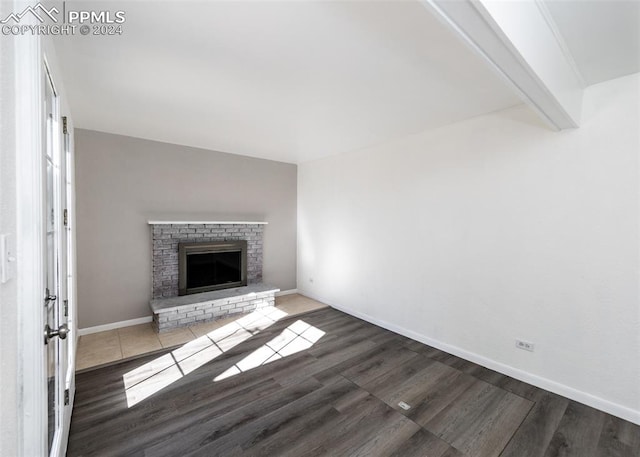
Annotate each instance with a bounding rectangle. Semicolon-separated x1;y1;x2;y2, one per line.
148;220;268;225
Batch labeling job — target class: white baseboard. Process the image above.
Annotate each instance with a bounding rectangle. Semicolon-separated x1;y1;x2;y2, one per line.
275;288;298;297
306;294;640;425
77;316;153;336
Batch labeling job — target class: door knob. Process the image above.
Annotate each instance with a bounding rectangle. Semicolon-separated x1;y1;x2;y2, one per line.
44;323;69;344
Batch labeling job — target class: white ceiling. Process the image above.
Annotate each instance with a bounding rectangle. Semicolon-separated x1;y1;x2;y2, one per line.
54;1;521;164
54;1;640;164
545;0;640;85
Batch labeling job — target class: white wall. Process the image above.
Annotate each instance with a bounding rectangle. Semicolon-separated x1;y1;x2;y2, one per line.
298;73;640;423
0;3;20;453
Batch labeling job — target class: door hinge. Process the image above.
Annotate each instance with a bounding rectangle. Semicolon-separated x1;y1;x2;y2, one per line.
63;209;68;227
64;389;70;405
64;299;69;317
44;288;56;306
62;116;68;135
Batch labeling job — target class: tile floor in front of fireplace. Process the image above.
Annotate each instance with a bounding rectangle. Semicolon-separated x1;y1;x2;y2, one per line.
75;293;327;371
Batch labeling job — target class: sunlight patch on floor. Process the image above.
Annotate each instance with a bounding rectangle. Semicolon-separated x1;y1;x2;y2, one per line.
213;319;325;382
123;306;288;407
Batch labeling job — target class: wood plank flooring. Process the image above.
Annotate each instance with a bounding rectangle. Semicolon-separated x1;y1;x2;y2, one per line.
68;307;640;457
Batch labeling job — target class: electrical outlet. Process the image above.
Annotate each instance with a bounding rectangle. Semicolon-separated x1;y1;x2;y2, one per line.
515;339;535;352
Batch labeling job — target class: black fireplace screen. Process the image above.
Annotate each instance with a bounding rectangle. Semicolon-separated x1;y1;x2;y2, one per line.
178;241;247;295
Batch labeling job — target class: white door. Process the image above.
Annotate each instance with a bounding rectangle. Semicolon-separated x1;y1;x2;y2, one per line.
43;62;73;457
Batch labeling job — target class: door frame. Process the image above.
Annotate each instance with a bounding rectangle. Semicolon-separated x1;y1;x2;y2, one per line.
16;26;47;457
15;26;77;457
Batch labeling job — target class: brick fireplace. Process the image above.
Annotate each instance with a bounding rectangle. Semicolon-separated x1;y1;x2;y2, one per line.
148;220;278;332
151;222;265;298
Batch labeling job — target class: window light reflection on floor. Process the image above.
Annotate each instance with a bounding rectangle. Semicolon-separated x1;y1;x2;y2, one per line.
122;306;288;407
213;319;325;382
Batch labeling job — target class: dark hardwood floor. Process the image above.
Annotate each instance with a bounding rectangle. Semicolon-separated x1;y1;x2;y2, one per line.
68;307;640;457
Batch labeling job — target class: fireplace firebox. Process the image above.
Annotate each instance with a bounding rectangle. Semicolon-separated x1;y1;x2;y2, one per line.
178;241;247;295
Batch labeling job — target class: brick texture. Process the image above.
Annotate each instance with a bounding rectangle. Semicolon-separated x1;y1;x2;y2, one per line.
152;292;276;332
151;223;264;298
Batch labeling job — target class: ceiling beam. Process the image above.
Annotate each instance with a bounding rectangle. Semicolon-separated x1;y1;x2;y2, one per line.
421;0;585;130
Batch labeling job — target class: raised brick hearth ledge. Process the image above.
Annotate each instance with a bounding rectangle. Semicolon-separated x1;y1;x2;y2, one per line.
150;284;279;332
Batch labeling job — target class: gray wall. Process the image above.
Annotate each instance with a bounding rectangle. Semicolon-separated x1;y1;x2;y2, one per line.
75;129;297;328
